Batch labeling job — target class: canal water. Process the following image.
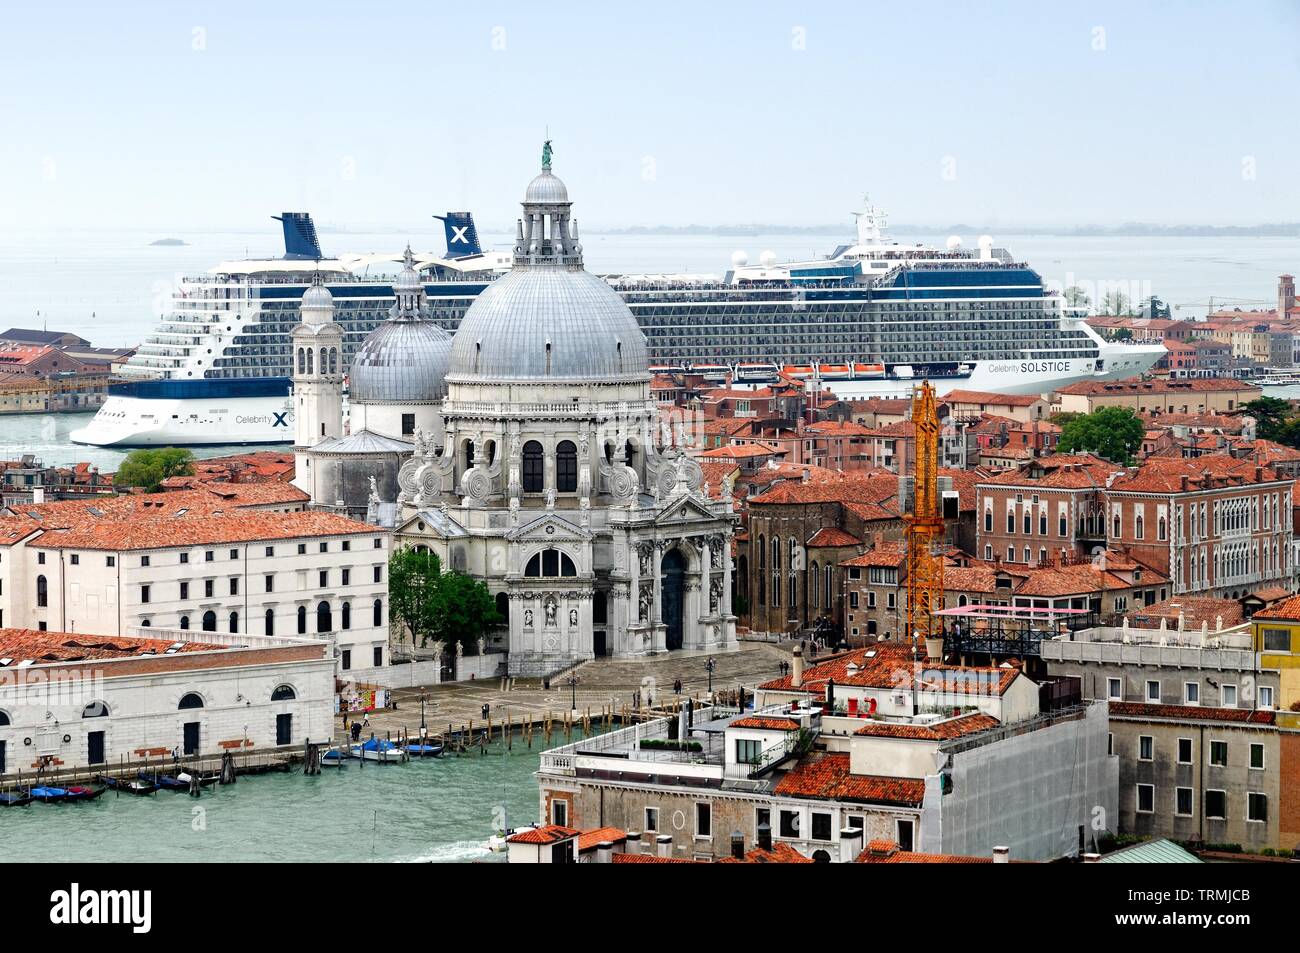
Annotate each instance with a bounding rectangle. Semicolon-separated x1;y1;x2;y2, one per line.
0;412;275;474
0;729;600;863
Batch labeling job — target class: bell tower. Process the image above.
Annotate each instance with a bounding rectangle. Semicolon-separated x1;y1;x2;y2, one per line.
291;274;344;495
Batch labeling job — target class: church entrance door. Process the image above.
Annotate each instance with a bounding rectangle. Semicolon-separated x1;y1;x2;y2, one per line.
661;549;686;651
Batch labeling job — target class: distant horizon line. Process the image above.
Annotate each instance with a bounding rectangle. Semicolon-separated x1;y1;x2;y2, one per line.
23;221;1300;239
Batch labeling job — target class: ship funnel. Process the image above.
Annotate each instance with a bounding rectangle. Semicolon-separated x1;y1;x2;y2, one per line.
274;213;324;260
434;212;483;259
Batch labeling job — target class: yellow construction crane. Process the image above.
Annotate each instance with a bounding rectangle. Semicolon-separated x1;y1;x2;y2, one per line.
905;381;945;656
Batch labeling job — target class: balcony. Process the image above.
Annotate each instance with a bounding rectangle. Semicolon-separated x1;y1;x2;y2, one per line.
538;704;820;788
1041;625;1257;672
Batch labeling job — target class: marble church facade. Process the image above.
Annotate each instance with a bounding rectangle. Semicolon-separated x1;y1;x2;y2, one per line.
293;149;736;677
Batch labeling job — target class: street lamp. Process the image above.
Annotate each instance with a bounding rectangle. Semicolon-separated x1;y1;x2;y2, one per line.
706;657;716;696
566;673;579;716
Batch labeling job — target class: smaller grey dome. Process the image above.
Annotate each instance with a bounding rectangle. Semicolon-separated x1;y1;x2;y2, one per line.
394;260;422;293
525;171;569;204
349;320;453;404
300;281;335;325
302;283;334;308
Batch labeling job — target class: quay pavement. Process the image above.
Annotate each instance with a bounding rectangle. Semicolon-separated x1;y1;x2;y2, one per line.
341;640;806;743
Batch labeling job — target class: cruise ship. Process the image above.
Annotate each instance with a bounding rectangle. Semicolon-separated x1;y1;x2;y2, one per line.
72;200;1163;447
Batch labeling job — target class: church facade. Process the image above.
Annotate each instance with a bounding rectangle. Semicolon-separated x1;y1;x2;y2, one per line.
293;150;736;676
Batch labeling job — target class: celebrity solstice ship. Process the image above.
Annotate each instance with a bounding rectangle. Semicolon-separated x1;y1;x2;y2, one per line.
72;197;1162;447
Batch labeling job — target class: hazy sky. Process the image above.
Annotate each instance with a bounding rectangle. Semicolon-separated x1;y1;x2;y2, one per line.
3;1;1298;231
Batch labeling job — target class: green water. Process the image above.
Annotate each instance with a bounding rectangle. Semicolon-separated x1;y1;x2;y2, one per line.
0;731;599;863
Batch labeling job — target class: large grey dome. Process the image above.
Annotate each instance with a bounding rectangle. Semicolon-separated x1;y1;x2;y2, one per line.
447;268;649;382
524;171;569;204
350;320;453;403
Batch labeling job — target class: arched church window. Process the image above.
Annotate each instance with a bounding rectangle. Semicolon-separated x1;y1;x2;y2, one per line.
523;441;544;493
556;441;577;492
524;549;576;577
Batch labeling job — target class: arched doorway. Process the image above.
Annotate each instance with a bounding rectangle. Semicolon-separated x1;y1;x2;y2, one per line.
661;549;686;651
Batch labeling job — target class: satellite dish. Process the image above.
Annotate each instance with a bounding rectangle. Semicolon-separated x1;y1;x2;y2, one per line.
760;249;777;268
945;235;962;251
731;250;749;268
977;234;994;248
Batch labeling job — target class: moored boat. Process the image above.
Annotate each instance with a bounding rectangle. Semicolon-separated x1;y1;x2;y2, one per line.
354;737;407;763
30;786;70;803
65;783;108;801
0;790;33;807
98;774;159;795
402;739;444;758
139;771;189;792
320;746;350;766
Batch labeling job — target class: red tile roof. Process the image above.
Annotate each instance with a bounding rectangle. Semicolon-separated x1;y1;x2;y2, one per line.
943;389;1045;407
1108;702;1276;725
699;443;783;459
1248;593;1300;620
773;753;925;806
1126;596;1244;630
1011;563;1159;598
1056;378;1261;395
0;628;227;665
611;853;701;864
747;471;899;506
852;712;999;741
839;540;906;568
805;528;862;548
717;842;815;864
759;643;914;694
30;510;376;552
856;841;996;864
729;716;802;731
2;482;308;532
576;827;628;852
506;824;580;845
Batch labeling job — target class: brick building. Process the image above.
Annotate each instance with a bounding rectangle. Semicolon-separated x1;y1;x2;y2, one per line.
1053;378;1262;417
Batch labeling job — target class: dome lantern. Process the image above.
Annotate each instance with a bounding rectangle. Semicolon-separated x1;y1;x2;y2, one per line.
446;145;649;384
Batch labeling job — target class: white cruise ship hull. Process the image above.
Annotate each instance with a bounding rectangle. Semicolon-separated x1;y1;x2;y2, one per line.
70;380;294;447
824;346;1165;400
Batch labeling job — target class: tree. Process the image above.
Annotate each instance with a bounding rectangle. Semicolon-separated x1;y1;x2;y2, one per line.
428;570;500;651
388;546;442;647
388;546;500;650
1112;327;1133;341
1242;397;1292;444
1099;289;1131;316
1058;407;1145;465
1063;285;1090;308
112;448;194;492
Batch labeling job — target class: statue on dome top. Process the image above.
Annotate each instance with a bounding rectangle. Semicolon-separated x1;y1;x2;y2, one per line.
542;139;554;172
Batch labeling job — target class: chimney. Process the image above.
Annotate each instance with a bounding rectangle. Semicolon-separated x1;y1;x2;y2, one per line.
656;835;673;858
1083;852;1102;863
596;841;614;864
756;822;772;852
993;845;1010;864
791;646;804;688
840;826;864;862
730;830;745;860
625;831;642;853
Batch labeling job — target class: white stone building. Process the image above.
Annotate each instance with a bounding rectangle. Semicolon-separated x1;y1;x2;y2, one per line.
295;151;738;676
0;626;334;778
0;502;391;684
